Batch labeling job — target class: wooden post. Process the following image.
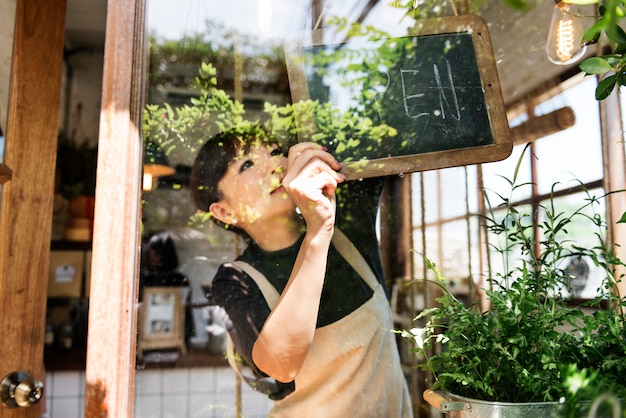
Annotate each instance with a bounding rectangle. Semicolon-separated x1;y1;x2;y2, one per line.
84;0;145;416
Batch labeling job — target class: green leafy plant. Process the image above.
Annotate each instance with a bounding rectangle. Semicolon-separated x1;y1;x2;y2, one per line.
401;149;626;415
143;61;398;164
143;63;247;161
148;20;287;99
263;99;397;162
579;0;626;99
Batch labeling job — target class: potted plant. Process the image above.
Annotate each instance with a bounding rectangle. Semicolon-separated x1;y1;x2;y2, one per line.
401;149;626;417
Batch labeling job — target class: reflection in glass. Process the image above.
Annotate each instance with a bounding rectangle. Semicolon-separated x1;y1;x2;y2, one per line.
134;0;619;416
139;2;420;416
290;30;495;162
142;0;413;351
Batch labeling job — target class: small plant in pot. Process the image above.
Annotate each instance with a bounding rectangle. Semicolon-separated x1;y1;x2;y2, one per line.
402;154;626;417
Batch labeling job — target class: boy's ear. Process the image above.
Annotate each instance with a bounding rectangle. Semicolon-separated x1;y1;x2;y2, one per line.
209;202;233;225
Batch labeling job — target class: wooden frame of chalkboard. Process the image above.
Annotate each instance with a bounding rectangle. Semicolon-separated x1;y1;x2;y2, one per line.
284;15;512;180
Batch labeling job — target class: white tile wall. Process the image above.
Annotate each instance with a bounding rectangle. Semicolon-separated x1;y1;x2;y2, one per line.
43;370;85;418
43;366;273;418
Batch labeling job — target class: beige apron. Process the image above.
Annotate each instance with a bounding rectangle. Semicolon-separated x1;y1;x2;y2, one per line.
234;229;413;418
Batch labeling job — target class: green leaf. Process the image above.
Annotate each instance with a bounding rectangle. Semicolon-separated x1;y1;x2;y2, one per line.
595;74;617;100
618;69;626;86
581;19;606;46
579;57;614;74
614;25;626;45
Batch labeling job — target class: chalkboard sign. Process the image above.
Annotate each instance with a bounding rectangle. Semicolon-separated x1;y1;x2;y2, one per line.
284;15;512;180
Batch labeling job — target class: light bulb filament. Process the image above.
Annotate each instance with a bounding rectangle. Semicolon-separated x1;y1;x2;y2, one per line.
556;20;576;61
545;1;588;65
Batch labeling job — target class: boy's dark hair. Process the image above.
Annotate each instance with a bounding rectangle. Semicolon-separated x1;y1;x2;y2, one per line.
142;230;180;271
189;124;272;231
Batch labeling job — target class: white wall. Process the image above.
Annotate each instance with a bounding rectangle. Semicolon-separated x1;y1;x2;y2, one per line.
60;50;104;147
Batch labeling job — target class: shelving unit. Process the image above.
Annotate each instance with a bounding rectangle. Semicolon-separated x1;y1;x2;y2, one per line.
44;241;91;371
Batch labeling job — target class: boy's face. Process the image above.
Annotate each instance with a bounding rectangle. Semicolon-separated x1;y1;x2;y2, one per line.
212;143;295;228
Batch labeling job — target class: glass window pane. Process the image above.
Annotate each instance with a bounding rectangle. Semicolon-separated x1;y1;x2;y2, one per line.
422;170;441;224
534;77;603;193
139;1;616;414
411;172;424;227
536;190;607;299
440;166;472;219
412;219;474;291
415;167;478;225
440;220;471;286
481;144;533;203
141;2;423;416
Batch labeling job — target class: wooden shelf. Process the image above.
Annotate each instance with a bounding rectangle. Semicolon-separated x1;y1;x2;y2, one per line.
51;240;92;251
44;347;87;371
137;350;228;369
44;346;227;371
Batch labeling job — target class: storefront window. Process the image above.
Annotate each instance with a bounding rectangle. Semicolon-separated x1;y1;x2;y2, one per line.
135;1;619;414
138;1;420;416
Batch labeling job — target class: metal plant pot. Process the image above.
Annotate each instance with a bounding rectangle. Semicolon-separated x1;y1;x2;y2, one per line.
424;390;561;418
424;390;622;418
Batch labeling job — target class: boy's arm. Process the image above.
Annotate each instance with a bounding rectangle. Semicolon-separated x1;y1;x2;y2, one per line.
252;143;343;383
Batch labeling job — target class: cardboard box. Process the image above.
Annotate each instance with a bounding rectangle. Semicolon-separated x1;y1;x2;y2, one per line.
48;251;84;298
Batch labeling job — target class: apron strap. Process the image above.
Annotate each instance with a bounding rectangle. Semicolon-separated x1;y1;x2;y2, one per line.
233;260;280;308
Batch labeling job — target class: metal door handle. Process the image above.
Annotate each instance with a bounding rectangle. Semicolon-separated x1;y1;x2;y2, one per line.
1;371;44;408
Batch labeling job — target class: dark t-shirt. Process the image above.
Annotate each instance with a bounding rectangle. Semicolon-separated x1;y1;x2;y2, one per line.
211;177;387;398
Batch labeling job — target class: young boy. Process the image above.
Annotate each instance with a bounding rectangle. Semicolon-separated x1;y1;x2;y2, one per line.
190;126;412;417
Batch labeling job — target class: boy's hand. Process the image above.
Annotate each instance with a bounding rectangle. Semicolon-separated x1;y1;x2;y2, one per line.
282;143;345;234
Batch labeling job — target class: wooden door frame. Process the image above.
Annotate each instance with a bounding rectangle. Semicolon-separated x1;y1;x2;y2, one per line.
0;1;66;417
84;0;146;416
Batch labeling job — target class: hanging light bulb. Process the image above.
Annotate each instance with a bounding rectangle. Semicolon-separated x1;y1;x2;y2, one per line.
546;0;587;65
